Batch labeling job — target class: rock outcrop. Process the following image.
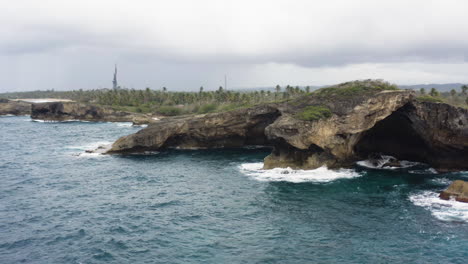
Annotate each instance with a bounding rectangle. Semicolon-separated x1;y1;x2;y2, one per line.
108;105;281;153
31;102;155;124
440;180;468;203
105;80;468;172
0;99;31;115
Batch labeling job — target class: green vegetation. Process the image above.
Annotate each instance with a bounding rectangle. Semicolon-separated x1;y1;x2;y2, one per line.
0;85;310;116
416;86;468;108
295;105;332;121
315;79;398;97
416;96;444;103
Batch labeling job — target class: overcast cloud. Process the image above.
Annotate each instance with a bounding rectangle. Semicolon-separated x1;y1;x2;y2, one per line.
1;0;468;91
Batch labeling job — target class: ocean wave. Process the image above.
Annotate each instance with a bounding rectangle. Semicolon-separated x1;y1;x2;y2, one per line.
114;122;133;127
239;162;361;183
356;155;422;170
31;119;90;123
430;177;452;186
409;191;468;222
67;141;112;157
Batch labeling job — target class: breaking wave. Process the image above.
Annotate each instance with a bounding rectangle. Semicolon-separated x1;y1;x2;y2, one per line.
409;191;468;222
31;119;90;123
239;162;361;183
356;155;422;170
66;141;112;157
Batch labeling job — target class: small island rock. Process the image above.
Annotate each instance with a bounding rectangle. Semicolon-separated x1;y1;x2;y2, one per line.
440;180;468;203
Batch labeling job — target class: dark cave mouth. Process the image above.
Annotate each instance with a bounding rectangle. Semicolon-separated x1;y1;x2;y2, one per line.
353;105;432;164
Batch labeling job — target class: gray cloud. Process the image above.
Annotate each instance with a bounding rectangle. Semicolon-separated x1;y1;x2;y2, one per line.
1;0;468;91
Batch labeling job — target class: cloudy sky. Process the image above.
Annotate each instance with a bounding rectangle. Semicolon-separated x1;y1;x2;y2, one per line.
1;0;468;91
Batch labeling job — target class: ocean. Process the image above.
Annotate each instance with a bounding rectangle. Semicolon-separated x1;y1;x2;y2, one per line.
1;116;467;263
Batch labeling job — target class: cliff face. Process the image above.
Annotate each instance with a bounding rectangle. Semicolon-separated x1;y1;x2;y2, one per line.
0;99;31;115
31;102;154;124
263;90;413;169
108;105;281;153
105;81;468;172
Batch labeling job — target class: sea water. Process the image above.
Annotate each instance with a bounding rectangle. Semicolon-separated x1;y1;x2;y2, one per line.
0;116;467;263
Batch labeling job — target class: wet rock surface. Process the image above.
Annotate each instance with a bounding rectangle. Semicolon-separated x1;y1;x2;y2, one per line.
440;180;468;203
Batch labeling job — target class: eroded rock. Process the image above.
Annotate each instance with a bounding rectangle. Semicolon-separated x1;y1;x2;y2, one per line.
105;80;468;172
440;180;468;203
0;99;31;115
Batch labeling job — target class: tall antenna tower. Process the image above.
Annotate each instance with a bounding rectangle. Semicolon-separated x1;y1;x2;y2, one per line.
112;64;118;90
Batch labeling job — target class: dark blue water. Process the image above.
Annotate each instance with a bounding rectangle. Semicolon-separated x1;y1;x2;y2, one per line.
1;116;467;264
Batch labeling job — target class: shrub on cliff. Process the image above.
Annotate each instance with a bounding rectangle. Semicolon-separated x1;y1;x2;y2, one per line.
416;96;444;103
295;105;332;121
157;106;184;116
315;79;398;97
197;103;217;114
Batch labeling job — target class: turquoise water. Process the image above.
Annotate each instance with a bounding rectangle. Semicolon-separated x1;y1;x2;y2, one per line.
1;116;467;264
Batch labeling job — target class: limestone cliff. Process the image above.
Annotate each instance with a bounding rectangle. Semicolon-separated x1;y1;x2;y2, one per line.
31;102;154;124
0;99;31;115
105;80;468;172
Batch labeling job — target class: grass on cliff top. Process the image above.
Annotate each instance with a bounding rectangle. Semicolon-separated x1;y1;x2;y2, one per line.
315;79;399;97
415;96;444;103
295;105;332;121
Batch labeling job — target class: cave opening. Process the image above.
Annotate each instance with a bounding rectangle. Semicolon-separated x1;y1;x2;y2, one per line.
354;105;432;163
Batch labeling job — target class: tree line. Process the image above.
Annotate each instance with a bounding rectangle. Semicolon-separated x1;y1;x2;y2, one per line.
0;85;312;115
418;85;468;107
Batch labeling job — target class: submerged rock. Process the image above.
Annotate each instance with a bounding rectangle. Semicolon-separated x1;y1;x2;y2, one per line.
0;99;31;115
105;80;468;172
440;180;468;203
31;102;155;124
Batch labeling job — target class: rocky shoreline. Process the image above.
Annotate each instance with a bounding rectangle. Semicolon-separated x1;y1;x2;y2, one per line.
105;81;468;172
0;99;32;116
30;101;157;125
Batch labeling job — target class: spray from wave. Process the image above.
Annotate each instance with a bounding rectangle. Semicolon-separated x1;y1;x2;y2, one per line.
66;141;113;158
239;162;361;183
409;191;468;222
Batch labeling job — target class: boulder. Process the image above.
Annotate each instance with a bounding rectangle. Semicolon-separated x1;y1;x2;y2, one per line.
440;180;468;203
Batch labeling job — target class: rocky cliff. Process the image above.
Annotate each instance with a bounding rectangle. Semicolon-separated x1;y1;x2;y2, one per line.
31;102;155;124
0;99;31;115
106;80;468;172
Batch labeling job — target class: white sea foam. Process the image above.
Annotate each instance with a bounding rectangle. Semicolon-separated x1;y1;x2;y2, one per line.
31;119;90;123
409;190;468;222
356;155;422;170
115;122;133;127
67;141;112;157
430;177;452;186
239;162;361;183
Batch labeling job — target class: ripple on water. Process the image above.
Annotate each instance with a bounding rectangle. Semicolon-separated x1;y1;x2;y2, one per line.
239;162;361;183
409;190;468;222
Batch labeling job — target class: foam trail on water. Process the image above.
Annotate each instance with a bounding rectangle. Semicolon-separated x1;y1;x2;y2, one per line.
31;119;91;123
114;122;133;127
356;155;421;170
239;162;361;183
409;191;468;222
66;141;113;158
